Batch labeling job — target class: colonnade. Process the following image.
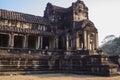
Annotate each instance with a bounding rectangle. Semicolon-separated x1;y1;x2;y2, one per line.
66;30;98;53
0;33;60;50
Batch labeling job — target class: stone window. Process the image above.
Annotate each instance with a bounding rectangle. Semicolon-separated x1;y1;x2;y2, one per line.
23;23;29;29
17;22;21;28
11;20;17;27
4;20;8;25
1;20;8;26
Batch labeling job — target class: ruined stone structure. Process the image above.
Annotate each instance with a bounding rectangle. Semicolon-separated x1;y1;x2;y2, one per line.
0;0;118;76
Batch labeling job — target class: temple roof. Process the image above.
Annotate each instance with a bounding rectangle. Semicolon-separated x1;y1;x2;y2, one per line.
53;5;72;13
52;5;67;12
74;19;97;32
46;3;72;13
0;9;50;25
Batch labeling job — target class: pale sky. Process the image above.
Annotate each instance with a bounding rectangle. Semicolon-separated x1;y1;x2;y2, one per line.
0;0;120;45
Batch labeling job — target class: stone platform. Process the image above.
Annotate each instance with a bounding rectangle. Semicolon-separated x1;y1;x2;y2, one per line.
0;50;119;76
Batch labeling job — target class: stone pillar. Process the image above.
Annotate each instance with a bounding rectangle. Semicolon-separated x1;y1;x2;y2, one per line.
76;32;80;50
56;36;58;49
87;33;90;50
92;41;94;52
8;34;11;47
40;36;43;49
9;34;14;48
91;33;96;52
95;33;98;49
83;31;87;50
54;36;58;49
66;34;69;50
36;36;40;49
23;35;28;48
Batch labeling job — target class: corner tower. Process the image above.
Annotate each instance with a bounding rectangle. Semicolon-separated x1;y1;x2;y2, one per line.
72;0;88;21
66;0;98;54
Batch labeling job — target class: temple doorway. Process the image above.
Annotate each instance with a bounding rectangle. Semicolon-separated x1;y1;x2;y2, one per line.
28;35;36;49
42;37;49;49
0;34;9;47
14;36;24;48
58;36;63;50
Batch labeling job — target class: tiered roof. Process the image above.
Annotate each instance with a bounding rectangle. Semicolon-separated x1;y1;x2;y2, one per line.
0;9;50;25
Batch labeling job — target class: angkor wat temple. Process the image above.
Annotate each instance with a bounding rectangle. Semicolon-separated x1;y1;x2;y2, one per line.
0;0;119;76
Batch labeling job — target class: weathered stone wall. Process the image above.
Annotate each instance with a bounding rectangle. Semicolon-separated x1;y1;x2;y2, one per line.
109;55;120;67
0;51;118;76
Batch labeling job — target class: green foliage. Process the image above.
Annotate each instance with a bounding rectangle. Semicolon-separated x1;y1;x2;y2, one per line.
100;37;120;55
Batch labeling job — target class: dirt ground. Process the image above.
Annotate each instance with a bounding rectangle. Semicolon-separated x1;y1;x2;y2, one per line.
0;74;120;80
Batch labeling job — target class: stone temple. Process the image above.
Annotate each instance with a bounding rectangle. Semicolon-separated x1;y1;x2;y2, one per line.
0;0;119;76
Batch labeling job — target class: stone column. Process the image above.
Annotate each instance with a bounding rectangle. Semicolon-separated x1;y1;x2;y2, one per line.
40;36;43;49
55;36;58;49
66;34;69;50
36;36;40;49
83;31;87;50
9;34;14;48
92;41;94;52
87;33;90;50
95;33;98;49
54;36;58;49
23;35;28;48
76;32;80;50
8;34;11;47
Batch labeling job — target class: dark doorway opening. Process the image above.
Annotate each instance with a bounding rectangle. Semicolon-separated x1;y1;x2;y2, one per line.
28;36;36;49
14;36;23;48
58;36;63;50
43;37;49;49
0;34;9;47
